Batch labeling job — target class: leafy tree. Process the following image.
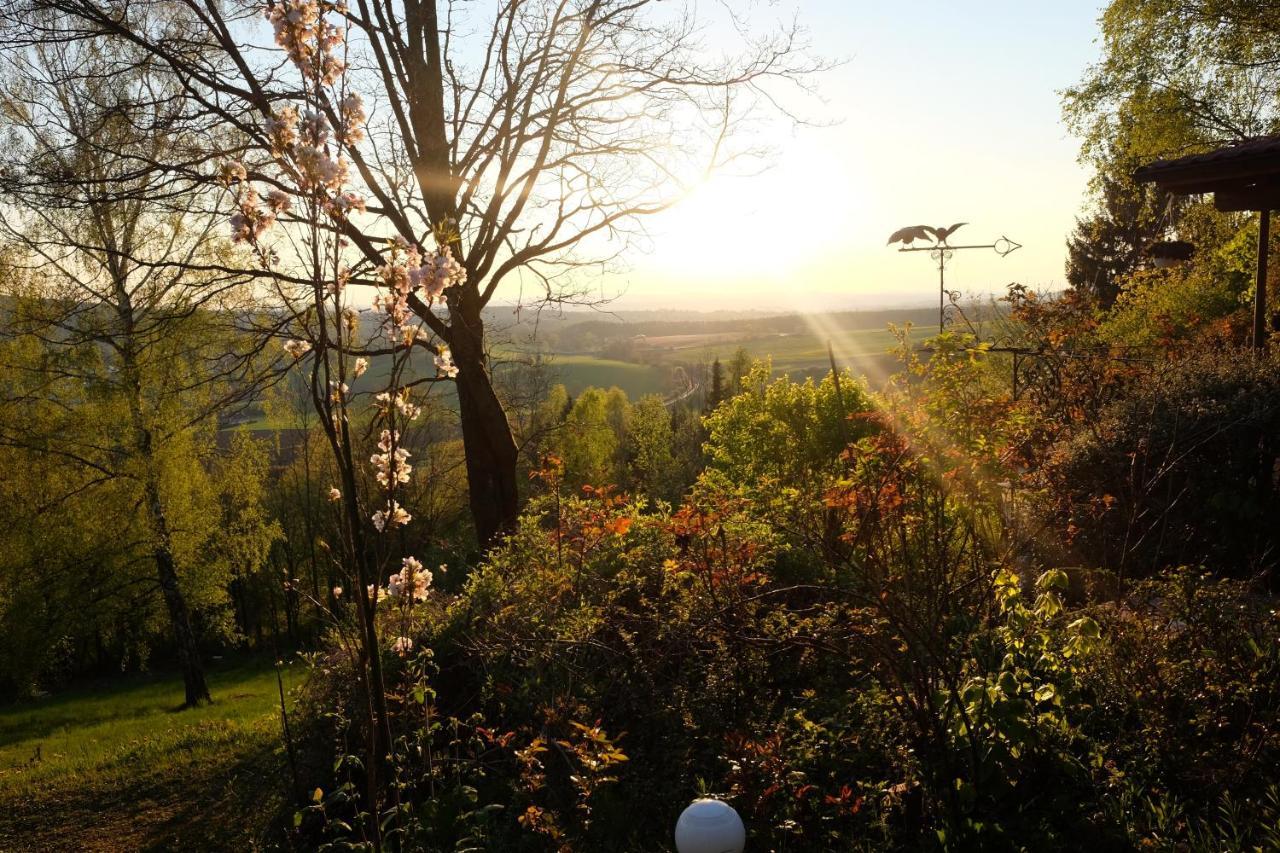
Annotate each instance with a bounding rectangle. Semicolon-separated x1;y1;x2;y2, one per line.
27;0;820;546
557;387;626;489
703;362;874;496
1064;166;1169;307
0;302;278;694
625;394;676;503
1064;0;1280;171
212;432;284;648
1062;0;1280;309
0;34;276;705
707;357;725;411
727;346;752;397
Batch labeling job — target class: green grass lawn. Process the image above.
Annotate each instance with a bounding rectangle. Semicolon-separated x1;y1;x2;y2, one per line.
0;656;302;851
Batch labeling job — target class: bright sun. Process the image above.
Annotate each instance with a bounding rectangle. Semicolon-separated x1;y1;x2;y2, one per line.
646;140;858;288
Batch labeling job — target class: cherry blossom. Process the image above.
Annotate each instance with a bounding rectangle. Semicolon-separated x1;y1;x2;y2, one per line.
371;500;411;531
411;246;466;303
370;429;412;487
434;347;459;378
266;0;347;86
394;392;420;421
341;307;360;335
229;187;276;243
264;105;299;153
339;93;366;143
266;188;293;213
387;556;431;601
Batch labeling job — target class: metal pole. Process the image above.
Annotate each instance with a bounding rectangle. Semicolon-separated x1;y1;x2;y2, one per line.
938;251;946;333
1256;208;1270;351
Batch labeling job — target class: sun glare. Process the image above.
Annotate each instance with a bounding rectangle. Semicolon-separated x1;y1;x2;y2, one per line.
649;140;856;287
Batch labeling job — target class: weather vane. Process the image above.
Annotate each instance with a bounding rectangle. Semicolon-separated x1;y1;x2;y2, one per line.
887;223;1021;332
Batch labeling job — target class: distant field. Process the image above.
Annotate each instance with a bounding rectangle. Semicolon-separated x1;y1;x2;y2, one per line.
0;657;298;850
222;318;919;431
546;354;672;398
647;326;911;385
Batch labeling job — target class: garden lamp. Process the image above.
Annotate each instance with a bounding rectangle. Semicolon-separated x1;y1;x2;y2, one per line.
674;798;746;853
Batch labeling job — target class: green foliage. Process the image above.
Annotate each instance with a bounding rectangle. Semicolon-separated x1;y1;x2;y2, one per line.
1043;347;1280;578
1098;208;1259;348
1062;0;1278;316
1065;165;1170;307
625;394;678;503
558;386;624;488
1064;0;1280;174
0;291;279;692
703;360;874;495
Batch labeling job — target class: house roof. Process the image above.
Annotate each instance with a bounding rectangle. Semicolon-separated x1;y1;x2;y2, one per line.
1133;134;1280;210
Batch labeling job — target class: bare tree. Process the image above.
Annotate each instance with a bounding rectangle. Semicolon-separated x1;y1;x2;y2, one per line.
0;31;282;706
18;0;819;545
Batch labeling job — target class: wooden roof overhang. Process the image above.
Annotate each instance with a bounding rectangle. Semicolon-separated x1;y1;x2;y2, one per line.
1133;136;1280;212
1134;135;1280;349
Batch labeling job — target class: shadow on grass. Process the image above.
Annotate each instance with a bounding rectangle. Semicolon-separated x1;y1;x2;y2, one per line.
2;727;292;852
0;655;302;851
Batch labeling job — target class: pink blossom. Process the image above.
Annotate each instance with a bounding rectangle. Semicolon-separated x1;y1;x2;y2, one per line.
339;93;366;143
434;347;459;378
266;188;293;213
387;557;431;601
371;500;411;531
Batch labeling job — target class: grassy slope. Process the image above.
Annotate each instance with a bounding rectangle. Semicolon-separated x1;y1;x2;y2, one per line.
0;657;301;852
547;354;670;398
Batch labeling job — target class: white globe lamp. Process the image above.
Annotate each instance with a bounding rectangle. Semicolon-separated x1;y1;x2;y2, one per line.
674;798;746;853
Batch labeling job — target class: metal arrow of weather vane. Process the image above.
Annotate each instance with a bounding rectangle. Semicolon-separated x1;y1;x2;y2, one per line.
887;223;1021;332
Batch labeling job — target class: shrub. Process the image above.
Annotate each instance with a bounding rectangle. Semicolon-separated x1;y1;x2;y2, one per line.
1042;347;1280;580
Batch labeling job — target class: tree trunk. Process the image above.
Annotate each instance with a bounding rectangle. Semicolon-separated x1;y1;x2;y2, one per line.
145;478;212;707
124;350;211;708
450;304;520;546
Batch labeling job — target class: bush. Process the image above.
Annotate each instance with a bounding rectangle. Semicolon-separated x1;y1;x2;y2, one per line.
1042;347;1280;581
294;369;1280;851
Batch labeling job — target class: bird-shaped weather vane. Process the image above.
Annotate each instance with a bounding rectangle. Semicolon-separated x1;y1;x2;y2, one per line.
887;222;1021;332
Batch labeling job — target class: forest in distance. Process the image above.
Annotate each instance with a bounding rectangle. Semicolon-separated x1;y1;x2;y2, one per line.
2;0;1280;851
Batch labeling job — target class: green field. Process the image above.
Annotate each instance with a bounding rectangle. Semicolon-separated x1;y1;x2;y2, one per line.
223;322;914;432
646;326;909;385
545;353;672;398
0;657;301;851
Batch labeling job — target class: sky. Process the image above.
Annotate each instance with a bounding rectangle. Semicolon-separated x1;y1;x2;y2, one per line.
594;1;1107;312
